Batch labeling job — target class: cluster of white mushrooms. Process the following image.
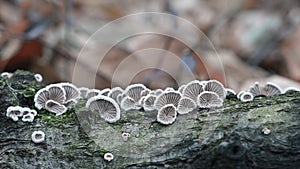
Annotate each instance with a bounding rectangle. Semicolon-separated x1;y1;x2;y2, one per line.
6;106;37;122
237;82;300;102
33;79;300;125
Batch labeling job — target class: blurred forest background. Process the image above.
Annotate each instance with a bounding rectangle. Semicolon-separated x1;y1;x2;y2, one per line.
1;0;300;91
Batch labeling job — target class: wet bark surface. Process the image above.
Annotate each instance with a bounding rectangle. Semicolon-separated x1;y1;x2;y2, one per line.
0;70;299;169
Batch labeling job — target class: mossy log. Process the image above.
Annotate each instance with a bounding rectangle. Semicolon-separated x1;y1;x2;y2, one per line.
0;70;300;169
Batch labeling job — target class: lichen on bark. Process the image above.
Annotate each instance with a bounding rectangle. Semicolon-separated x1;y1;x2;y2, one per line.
0;70;300;169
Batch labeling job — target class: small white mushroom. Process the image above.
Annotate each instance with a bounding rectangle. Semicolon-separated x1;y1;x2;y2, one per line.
34;88;50;110
263;82;282;96
46;84;66;104
108;87;123;102
262;127;271;135
240;92;254;102
1;72;13;78
79;87;89;99
283;87;300;94
142;94;157;111
104;152;114;162
157;104;177;125
86;89;101;99
31;131;45;143
86;95;121;123
59;82;80;103
177;97;197;114
120;96;140;111
197;91;223;108
121;132;131;141
22;113;35;122
123;84;147;103
182;80;204;102
203;80;226;100
248;82;261;97
45;100;67;116
34;73;43;82
154;91;182;110
6;106;23;121
99;88;111;96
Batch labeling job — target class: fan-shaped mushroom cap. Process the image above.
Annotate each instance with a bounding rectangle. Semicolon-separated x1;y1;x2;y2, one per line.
157;104;177;125
182;80;204;102
177;97;197;114
248;82;262;97
59;82;80;101
104;152;114;161
116;93;126;105
120;95;140;111
21;107;37;116
142;94;157;111
79;87;89;99
34;73;43;82
34;88;49;110
154;91;182;110
263;82;282;96
149;89;163;96
46;84;66;104
240;91;254;102
164;87;175;92
123;84;147;102
64;99;78;107
6;106;23;121
45;100;67;116
197;91;223;108
108;87;123;101
86;95;121;123
203;80;226;100
31;131;45;144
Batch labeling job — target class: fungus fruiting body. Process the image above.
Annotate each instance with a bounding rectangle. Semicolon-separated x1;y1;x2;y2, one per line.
99;88;111;96
240;91;254;102
6;106;23;121
46;84;66;103
182;80;204;102
31;131;45;143
79;87;89;99
86;95;121;123
1;72;13;78
123;84;147;103
203;80;226;100
60;83;80;102
142;94;157;111
108;87;123;101
264;82;282;96
154;91;182;110
45;100;67;116
237;91;245;99
225;88;236;99
177;97;197;114
86;89;101;99
157;104;177;125
104;152;114;161
34;73;43;82
34;88;50;110
22;113;35;122
197;91;223;108
284;87;300;94
121;132;131;141
120;96;140;111
262;127;271;135
248;82;261;97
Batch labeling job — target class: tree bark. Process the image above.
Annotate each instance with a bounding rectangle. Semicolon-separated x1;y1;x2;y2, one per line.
0;70;300;169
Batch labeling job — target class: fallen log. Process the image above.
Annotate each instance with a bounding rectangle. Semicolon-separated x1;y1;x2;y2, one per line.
0;70;299;169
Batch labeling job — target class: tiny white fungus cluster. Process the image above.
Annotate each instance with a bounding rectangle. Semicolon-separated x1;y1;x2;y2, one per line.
31;130;45;143
6;106;37;122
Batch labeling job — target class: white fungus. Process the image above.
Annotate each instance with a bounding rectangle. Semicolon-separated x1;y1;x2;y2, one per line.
248;82;261;97
264;82;282;96
120;96;140;111
45;100;68;116
121;132;131;142
283;87;300;94
225;88;236;99
154;91;182;110
34;73;43;82
6;106;23;121
240;91;254;102
104;152;114;161
177;97;197;114
142;94;157;111
237;91;245;100
99;88;111;96
123;84;147;103
46;84;66;104
1;72;13;78
262;127;271;135
31;131;45;144
34;88;50;110
197;91;223;108
86;95;121;123
157;104;177;125
22;113;35;122
59;83;80;102
86;89;101;99
203;80;226;100
182;80;204;102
